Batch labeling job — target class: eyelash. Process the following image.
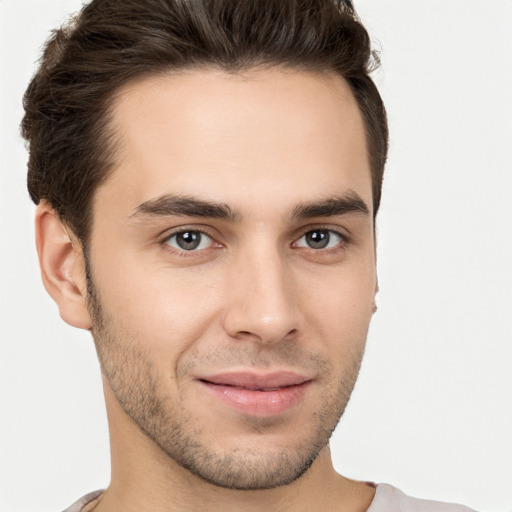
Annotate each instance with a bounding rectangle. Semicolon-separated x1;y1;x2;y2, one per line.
160;228;220;257
159;226;350;256
293;228;350;253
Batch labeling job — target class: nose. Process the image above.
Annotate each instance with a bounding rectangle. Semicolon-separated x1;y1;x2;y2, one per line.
223;248;300;345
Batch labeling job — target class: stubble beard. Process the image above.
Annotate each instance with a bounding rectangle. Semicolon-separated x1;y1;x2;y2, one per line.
85;264;366;490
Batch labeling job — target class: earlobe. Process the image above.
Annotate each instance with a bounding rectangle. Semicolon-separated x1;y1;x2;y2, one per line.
372;281;379;314
35;203;92;330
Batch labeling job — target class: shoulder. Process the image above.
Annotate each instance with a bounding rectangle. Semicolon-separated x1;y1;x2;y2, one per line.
61;490;104;512
367;484;477;512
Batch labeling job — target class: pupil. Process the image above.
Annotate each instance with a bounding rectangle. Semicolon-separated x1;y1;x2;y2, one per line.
177;231;201;250
306;230;329;249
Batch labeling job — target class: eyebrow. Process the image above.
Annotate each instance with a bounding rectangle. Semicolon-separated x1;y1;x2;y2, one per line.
131;194;241;222
130;191;369;223
289;192;370;221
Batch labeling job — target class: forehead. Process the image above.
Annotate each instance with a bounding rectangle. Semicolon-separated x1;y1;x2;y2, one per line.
96;68;372;220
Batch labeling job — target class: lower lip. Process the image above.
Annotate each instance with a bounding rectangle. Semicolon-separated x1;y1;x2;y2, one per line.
199;381;311;417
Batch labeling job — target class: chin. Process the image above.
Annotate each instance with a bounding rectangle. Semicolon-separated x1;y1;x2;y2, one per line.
172;442;324;490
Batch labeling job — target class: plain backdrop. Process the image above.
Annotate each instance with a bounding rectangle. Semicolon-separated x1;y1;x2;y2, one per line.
1;1;511;511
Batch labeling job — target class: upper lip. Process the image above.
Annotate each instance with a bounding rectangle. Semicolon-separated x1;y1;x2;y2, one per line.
198;371;312;390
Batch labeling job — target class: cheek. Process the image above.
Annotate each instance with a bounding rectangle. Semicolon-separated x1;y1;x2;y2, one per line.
93;256;225;355
299;263;376;343
91;236;375;360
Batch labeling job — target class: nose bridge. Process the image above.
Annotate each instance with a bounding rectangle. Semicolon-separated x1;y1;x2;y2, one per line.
223;240;298;344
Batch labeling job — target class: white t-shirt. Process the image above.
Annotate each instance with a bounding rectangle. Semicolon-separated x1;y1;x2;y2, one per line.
62;484;477;511
367;484;476;511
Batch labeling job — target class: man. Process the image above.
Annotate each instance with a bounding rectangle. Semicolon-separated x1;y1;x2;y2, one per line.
20;0;477;510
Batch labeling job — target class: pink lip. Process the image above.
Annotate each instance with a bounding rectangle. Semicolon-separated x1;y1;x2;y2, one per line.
197;371;312;417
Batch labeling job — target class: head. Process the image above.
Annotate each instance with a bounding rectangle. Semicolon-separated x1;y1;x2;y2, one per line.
24;0;387;491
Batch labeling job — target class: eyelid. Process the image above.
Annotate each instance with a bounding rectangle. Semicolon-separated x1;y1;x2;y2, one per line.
157;223;350;256
290;226;352;258
167;232;212;251
160;224;217;241
292;224;351;243
159;225;223;253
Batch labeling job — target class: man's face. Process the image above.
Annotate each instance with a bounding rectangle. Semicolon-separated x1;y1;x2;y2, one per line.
86;68;376;489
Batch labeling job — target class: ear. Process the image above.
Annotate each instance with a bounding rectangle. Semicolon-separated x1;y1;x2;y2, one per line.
373;227;379;312
372;280;379;314
35;202;92;330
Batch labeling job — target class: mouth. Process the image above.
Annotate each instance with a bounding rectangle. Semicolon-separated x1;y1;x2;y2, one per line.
197;371;313;417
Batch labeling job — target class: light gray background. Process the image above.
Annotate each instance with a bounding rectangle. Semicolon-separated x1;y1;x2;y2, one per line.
1;1;511;511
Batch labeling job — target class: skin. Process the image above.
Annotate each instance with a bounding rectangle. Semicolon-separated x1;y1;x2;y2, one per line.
36;68;378;511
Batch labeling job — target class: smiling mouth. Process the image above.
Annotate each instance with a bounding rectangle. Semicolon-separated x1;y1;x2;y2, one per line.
200;380;301;391
197;372;313;416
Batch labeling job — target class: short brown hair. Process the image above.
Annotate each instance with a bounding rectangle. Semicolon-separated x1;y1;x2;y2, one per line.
22;0;388;244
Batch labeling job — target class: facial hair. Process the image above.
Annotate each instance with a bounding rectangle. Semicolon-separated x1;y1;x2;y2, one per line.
85;257;366;490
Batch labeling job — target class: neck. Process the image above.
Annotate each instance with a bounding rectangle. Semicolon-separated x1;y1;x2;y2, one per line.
94;383;375;512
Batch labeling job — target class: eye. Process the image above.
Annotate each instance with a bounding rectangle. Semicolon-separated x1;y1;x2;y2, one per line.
294;229;344;250
164;230;213;251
